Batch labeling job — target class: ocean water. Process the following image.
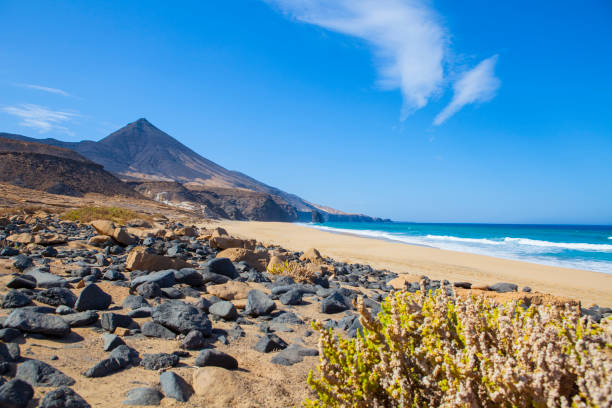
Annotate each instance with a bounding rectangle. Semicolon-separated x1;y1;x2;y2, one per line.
300;222;612;274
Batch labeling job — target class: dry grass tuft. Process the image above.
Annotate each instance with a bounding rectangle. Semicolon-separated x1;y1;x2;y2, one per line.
268;260;317;283
60;206;152;224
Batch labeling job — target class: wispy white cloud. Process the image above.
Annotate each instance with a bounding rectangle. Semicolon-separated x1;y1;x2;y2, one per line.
264;0;447;119
263;0;500;124
433;55;500;125
1;104;80;135
15;83;72;97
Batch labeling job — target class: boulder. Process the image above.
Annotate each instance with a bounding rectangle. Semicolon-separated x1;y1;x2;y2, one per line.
7;232;67;246
100;313;135;333
0;379;34;408
16;359;75;386
123;388;163;406
141;322;176;340
38;386;90;408
102;333;125;352
270;344;318;366
206;281;251;301
6;275;36;290
122;295;150;310
489;282;518;293
299;248;324;264
209;301;238;320
320;292;351;314
279;289;303;305
254;334;288;353
174;268;204;286
38;387;91;408
84;345;136;378
88;235;113;247
152;300;212;336
130;269;176;289
36;288;77;308
180;330;206;350
24;269;68;288
75;284;112;311
136;282;162;299
140;353;179;370
160;371;193;402
205;257;238;279
209;234;252;250
126;247;191;271
2;290;32;308
61;311;98;327
91;220;138;246
192;367;242;404
216;248;269;272
5;309;70;337
245;290;276;317
194;349;238;370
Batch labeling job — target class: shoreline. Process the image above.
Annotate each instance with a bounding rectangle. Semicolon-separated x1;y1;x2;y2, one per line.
297;222;612;274
214;220;612;306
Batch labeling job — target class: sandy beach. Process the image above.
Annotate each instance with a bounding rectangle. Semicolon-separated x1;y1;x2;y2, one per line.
215;220;612;306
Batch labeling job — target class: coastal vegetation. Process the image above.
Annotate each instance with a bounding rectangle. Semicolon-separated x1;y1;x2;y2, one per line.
305;287;612;408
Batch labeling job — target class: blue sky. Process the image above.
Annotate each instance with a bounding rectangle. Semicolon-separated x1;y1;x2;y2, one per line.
1;0;611;224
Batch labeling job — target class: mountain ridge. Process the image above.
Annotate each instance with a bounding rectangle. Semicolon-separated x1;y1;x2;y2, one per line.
1;119;389;222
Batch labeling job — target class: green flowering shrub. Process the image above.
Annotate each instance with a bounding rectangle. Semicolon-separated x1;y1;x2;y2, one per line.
304;287;611;408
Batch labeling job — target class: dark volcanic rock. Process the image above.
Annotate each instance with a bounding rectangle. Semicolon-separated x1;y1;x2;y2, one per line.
61;311;99;327
244;290;276;317
142;321;176;340
0;328;21;342
24;269;67;288
136;281;162;299
254;334;288;353
194;349;238;370
160;371;193;402
123;387;162;406
489;282;518;293
279;289;303;305
102;333;125;352
12;255;32;271
6;275;36;290
36;287;77;308
100;313;135;333
122;295;150;310
320;292;350;314
4;309;70;337
180;330;206;350
84;345;136;378
174;268;204;287
140;353;179;370
39;386;91;408
152;300;212;336
209;301;237;320
75;283;112;311
0;379;34;408
2;290;32;308
131;270;175;289
16;359;75;386
270;344;318;366
206;258;238;279
200;271;229;285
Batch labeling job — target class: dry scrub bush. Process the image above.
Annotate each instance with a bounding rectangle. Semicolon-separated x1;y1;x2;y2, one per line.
61;206;150;224
305;286;611;408
268;260;316;283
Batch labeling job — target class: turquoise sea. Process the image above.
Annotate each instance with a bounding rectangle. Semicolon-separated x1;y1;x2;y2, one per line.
300;222;612;274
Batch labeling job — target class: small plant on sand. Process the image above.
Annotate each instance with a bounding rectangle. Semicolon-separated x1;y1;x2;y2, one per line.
267;260;317;283
304;287;611;408
61;206;148;224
